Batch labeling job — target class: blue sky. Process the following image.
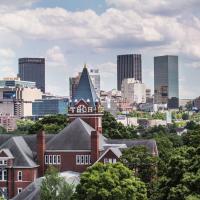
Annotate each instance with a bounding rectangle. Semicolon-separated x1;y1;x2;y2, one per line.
0;0;200;98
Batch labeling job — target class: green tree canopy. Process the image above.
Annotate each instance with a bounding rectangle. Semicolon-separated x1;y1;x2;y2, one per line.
120;146;158;183
73;162;147;200
40;166;74;200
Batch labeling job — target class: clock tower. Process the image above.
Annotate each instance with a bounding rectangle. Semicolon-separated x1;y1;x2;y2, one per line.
68;65;103;133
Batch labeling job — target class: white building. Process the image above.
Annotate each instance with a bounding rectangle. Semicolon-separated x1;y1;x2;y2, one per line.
0;78;42;117
89;69;100;97
121;78;146;104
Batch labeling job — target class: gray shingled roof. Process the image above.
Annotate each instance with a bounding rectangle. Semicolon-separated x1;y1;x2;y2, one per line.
72;67;99;107
107;139;158;155
0;136;38;168
47;118;107;151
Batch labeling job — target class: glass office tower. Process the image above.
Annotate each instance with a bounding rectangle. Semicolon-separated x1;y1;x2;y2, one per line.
18;58;45;93
117;54;142;90
154;55;179;109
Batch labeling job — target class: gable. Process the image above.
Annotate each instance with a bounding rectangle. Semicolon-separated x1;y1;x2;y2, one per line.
0;151;8;157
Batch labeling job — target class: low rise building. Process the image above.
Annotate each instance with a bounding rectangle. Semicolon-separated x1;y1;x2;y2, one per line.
0;78;42;117
0;114;18;132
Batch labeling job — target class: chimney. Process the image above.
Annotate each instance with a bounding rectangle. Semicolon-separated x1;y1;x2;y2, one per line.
37;130;46;177
91;130;99;164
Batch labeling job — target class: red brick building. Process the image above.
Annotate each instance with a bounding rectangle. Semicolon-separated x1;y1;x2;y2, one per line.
0;66;158;199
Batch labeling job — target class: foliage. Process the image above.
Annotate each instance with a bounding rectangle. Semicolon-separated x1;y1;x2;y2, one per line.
40;166;74;200
120;146;158;183
73;162;147;200
0;126;7;134
102;111;138;139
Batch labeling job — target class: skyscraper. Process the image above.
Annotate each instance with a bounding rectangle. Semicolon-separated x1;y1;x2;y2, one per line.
117;54;142;90
69;73;81;99
154;55;179;109
18;58;45;93
89;69;100;97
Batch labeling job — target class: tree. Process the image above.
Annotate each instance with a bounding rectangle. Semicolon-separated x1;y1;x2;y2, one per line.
28;114;69;134
73;162;147;200
0;126;7;134
182;113;189;120
120;146;158;183
40;166;74;200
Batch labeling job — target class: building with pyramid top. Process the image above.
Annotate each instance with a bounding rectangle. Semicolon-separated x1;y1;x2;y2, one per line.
0;65;158;199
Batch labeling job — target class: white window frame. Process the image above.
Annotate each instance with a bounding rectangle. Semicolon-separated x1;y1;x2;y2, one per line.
17;171;22;181
0;160;7;166
57;155;61;164
49;155;53;164
85;155;89;165
76;155;81;165
17;188;22;194
45;155;48;164
80;155;85;165
104;158;108;164
0;170;7;181
53;155;57;164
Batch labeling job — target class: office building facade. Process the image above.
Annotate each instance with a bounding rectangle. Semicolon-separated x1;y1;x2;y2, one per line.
117;54;142;90
121;78;146;104
89;69;100;97
32;98;68;116
154;55;179;109
18;58;45;93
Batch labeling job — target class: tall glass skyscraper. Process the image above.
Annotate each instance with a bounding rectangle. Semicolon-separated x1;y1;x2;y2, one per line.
18;58;45;93
154;55;179;109
117;54;142;90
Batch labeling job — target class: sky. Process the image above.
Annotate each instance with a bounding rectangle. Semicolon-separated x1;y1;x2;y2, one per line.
0;0;200;98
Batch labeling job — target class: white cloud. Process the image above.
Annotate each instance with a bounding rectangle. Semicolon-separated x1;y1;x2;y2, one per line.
0;66;16;77
46;46;65;64
105;0;200;15
0;48;15;59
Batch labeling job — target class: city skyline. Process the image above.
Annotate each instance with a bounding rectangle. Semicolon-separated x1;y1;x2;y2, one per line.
0;0;200;98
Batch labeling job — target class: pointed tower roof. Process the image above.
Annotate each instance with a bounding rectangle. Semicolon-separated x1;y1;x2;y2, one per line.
73;65;98;107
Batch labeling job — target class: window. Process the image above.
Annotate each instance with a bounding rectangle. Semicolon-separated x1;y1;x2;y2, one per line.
76;155;91;165
104;158;117;164
53;155;57;164
45;155;48;164
0;170;7;181
17;188;22;194
44;155;61;165
57;155;61;164
18;171;22;181
0;160;7;165
49;155;53;164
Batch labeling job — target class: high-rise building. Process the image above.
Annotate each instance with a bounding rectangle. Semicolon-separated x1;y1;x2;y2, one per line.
117;54;142;90
89;69;100;97
121;78;146;104
18;58;45;93
154;55;179;109
69;72;81;99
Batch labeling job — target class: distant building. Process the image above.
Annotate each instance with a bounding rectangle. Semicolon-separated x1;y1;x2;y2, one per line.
0;78;42;117
0;114;18;132
117;54;142;90
69;72;81;99
121;78;146;104
70;68;100;99
193;97;200;110
32;98;68;116
89;69;100;97
154;55;179;109
18;58;45;93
